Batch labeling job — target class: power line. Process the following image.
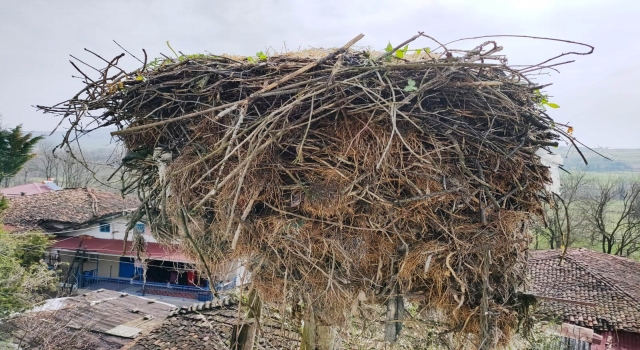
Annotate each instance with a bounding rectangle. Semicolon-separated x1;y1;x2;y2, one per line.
3;233;241;275
9;244;240;279
3;240;195;268
4;219;140;236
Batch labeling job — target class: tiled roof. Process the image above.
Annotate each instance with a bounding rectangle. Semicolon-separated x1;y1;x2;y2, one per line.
130;297;300;349
528;248;640;333
52;236;191;262
2;188;139;229
1;289;175;350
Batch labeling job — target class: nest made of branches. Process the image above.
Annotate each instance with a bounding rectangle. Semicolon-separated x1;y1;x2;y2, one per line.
41;33;593;347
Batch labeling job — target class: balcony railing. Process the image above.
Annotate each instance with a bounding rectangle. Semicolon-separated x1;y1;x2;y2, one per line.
131;279;213;301
78;274;214;301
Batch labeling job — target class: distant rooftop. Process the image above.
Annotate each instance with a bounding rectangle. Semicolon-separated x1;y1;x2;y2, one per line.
3;188;139;231
0;180;61;197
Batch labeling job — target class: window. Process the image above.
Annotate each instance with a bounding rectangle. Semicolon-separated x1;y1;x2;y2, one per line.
135;222;145;233
99;223;111;233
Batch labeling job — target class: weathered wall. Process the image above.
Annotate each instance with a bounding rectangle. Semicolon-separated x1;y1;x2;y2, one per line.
58;216;157;242
593;331;640;350
96;254;121;279
55;250;121;279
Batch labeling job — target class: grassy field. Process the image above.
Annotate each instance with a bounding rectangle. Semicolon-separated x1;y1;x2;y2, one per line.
560;146;640;174
533;234;640;260
534;148;640;259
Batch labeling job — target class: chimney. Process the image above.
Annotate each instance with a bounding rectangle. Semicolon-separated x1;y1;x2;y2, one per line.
20;192;25;196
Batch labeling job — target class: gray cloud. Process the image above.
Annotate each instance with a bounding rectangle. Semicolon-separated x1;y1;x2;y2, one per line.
0;0;637;147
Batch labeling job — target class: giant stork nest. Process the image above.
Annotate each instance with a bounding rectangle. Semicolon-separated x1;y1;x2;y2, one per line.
41;33;593;347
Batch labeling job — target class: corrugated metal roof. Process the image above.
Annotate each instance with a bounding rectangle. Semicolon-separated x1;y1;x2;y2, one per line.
44;181;63;191
45;289;175;335
0;182;58;197
105;325;144;338
5;289;176;349
29;297;70;312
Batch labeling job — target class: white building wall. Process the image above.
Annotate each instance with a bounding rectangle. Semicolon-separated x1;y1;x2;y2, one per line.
55;250;122;279
57;250;74;266
58;216;157;242
96;254;121;279
53;249;247;289
536;148;563;195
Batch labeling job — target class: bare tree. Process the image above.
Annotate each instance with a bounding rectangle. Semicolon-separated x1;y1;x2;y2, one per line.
0;136;126;192
58;147;97;188
6;160;39;187
581;177;640;257
533;172;590;250
35;140;61;181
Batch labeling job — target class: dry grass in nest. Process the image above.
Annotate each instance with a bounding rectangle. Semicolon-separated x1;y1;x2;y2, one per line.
41;32;594;347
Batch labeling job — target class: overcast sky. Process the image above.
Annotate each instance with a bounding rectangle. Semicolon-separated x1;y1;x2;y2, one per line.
0;0;638;148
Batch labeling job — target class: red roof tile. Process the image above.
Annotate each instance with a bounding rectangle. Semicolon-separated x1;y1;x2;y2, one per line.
52;236;191;263
528;248;640;333
3;188;138;229
131;297;301;349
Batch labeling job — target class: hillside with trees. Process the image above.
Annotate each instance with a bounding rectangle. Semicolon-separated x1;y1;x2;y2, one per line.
0;126;122;191
533;171;640;260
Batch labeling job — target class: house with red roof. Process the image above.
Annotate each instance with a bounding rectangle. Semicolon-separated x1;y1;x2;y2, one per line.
1;188;227;301
528;248;640;350
0;180;62;198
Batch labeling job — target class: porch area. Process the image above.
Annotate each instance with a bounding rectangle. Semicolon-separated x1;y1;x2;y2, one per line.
50;236;244;302
77;275;214;303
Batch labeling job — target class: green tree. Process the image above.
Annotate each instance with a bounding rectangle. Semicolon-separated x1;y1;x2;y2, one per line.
0;201;57;316
0;124;44;186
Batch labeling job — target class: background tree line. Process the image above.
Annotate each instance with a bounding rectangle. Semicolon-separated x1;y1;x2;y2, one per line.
533;171;640;259
4;140;125;190
7;140;101;188
1;123;122;191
